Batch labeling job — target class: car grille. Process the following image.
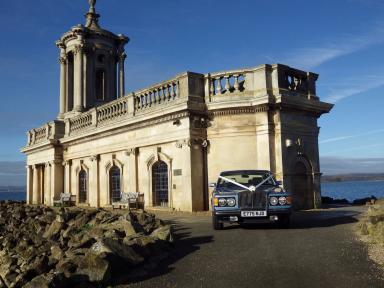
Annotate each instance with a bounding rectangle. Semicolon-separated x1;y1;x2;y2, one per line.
238;190;267;210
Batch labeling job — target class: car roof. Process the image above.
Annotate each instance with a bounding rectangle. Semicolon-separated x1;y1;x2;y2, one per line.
220;170;271;175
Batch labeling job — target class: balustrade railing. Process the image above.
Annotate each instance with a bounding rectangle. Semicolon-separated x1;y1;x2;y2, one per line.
26;64;320;145
206;70;248;97
34;126;48;143
70;111;93;134
134;80;179;111
97;97;128;125
277;65;317;98
27;124;50;146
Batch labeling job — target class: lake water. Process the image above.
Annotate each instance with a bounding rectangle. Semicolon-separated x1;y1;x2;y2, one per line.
0;180;383;202
0;192;26;201
321;180;384;201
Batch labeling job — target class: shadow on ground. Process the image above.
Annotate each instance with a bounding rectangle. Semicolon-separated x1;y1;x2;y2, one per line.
112;206;364;285
112;221;214;286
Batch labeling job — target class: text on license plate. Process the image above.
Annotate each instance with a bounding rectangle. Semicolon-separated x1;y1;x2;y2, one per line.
241;211;266;217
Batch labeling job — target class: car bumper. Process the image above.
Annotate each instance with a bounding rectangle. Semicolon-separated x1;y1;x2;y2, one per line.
213;208;291;224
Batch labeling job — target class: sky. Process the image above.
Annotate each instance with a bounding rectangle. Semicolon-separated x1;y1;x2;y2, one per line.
0;0;384;185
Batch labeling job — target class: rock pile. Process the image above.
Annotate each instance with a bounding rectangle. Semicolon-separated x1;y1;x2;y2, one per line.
0;201;173;287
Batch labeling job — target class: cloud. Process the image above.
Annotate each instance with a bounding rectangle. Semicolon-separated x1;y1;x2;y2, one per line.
320;129;384;144
321;156;384;175
282;22;384;70
323;75;384;103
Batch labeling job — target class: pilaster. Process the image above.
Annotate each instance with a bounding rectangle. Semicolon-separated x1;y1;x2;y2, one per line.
89;155;100;207
63;160;72;194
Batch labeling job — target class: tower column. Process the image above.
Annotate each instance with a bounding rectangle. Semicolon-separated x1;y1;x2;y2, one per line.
59;55;67;118
74;45;84;112
32;165;40;204
26;165;33;204
118;52;126;98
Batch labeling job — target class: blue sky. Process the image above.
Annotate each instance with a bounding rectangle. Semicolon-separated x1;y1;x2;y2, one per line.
0;0;383;183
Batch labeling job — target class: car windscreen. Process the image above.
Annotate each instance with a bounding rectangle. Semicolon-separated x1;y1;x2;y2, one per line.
217;171;275;189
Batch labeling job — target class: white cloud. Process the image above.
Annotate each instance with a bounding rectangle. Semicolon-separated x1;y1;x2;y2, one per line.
282;22;384;70
320;129;384;144
321;156;384;174
323;75;384;103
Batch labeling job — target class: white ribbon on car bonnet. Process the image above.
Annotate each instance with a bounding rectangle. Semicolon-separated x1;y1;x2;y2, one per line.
218;174;274;192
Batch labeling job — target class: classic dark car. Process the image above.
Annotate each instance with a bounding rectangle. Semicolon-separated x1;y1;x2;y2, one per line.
211;170;291;230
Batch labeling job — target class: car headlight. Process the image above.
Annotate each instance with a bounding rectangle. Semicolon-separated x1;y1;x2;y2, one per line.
278;196;287;205
226;198;236;207
218;198;227;207
269;196;278;206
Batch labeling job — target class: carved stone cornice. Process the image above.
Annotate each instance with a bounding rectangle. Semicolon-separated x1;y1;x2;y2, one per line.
208;106;269;117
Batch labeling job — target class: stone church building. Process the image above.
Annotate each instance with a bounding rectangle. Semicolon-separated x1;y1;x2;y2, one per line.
22;1;333;211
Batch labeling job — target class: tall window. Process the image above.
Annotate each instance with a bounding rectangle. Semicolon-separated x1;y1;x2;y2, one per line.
152;161;168;207
110;166;121;203
96;69;105;100
79;170;87;203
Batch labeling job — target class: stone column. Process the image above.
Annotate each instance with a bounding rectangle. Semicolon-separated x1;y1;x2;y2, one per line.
89;155;100;207
74;45;84;112
118;52;126;98
83;49;89;109
58;55;67;119
44;163;52;205
51;160;64;203
26;165;33;204
32;165;40;205
63;160;72;194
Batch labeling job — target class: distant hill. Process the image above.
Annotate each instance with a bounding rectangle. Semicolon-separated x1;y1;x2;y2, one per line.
322;173;384;183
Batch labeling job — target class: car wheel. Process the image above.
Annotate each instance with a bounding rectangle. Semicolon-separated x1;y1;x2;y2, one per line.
278;215;290;228
213;215;223;230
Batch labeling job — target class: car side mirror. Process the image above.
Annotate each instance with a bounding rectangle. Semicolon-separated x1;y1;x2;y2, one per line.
209;183;216;188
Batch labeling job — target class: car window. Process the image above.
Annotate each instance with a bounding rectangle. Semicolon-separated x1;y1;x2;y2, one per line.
217;171;275;189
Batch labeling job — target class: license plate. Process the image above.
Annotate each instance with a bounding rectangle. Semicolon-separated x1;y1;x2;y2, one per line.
241;211;266;217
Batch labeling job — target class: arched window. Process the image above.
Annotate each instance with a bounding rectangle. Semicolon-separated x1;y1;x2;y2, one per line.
95;69;105;101
152;161;168;207
110;166;121;203
79;170;87;203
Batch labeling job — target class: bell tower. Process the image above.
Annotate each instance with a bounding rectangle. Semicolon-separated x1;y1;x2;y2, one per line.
56;0;129;119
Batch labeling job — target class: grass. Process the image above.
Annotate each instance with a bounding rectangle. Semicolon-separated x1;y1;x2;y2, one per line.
359;200;384;244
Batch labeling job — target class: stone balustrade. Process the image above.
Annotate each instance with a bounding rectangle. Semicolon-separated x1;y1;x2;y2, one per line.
26;121;65;146
206;69;249;97
97;96;129;126
134;79;179;111
26;64;320;145
69;111;93;134
274;64;318;100
31;125;49;145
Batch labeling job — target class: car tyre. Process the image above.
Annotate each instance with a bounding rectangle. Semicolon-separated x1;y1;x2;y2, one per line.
213;215;223;230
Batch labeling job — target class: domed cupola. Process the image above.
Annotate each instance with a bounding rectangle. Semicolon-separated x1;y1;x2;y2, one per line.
56;0;129;119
